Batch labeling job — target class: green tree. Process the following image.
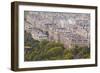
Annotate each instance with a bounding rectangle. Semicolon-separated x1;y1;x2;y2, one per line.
46;47;64;60
64;49;73;59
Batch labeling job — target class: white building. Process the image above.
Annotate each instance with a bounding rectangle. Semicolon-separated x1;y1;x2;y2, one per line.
31;28;48;41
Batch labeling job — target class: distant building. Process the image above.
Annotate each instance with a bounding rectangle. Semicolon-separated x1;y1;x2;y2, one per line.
31;28;48;41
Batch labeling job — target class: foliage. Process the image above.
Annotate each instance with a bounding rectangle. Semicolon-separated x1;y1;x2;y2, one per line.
24;31;90;61
64;49;73;59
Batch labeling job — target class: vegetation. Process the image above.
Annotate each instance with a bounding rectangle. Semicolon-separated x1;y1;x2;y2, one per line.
24;31;90;61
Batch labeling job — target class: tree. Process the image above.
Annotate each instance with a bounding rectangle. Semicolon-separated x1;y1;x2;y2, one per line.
64;49;73;59
46;47;64;60
24;31;33;46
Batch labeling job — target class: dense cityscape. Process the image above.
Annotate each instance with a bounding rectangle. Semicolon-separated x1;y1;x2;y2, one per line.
24;11;90;61
24;11;90;48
